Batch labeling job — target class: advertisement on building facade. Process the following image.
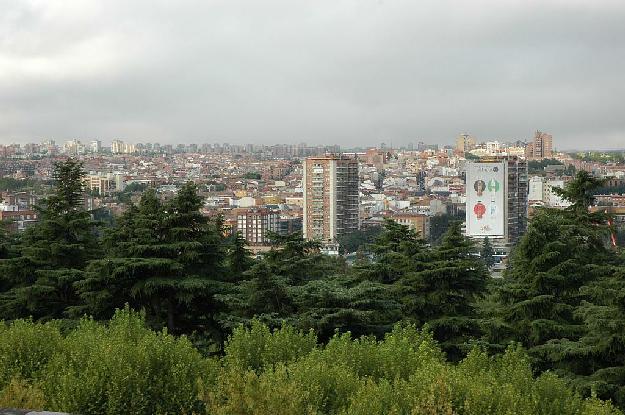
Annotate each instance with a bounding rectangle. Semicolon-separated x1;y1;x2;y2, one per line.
466;161;505;237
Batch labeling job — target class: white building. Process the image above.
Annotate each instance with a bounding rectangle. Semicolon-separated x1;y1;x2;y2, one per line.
545;180;571;208
63;139;85;155
111;140;136;155
528;176;545;203
235;196;257;208
0;202;18;212
91;140;102;153
486;141;501;155
465;158;528;244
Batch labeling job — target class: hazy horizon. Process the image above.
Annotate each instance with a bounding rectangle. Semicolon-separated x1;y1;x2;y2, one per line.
2;0;625;150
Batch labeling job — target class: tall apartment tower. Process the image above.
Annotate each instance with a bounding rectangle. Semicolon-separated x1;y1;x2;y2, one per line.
303;155;359;242
525;131;553;159
111;140;124;154
456;133;476;154
90;140;102;154
465;157;527;245
505;157;528;244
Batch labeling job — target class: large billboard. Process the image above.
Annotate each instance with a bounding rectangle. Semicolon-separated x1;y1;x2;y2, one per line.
466;161;505;237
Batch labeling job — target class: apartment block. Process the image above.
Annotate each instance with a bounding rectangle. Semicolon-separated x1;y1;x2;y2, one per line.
303;155;359;242
525;131;553;159
236;207;279;245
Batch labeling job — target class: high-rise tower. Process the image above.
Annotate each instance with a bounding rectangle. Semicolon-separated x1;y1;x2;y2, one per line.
465;157;527;245
525;131;553;159
303;155;359;242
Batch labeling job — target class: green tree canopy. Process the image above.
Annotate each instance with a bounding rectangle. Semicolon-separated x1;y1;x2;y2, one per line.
484;171;617;373
356;218;429;284
75;182;227;335
398;222;488;361
481;236;496;268
226;231;254;277
0;158;100;321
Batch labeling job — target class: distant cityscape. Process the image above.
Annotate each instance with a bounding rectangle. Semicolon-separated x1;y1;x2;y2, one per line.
1;130;624;265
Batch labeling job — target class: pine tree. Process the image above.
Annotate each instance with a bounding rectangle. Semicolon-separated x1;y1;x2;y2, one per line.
398;222;488;361
290;273;401;340
74;189;175;322
548;261;625;407
220;230;394;338
357;218;429;284
162;182;226;335
485;171;614;370
263;232;345;283
553;170;606;216
218;261;293;329
0;158;100;320
0;223;15;296
227;231;254;277
0;222;12;260
481;236;496;268
534;168;625;407
75;182;226;335
220;232;343;328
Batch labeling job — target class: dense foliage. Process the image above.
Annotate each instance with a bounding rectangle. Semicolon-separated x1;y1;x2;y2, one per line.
484;171;625;406
0;177;40;191
481;236;496;268
1;161;625;412
571;151;625;164
0;159;101;320
335;226;383;254
429;211;465;244
0;310;619;415
242;172;261;180
527;158;577;176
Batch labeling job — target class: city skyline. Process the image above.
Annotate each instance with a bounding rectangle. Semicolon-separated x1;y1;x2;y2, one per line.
2;1;625;149
3;133;625;155
0;130;625;154
2;132;621;152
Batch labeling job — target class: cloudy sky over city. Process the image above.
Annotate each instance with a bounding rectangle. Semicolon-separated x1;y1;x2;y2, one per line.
1;0;624;149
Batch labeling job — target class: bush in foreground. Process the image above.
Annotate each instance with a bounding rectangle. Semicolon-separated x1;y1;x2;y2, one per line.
0;309;621;414
0;307;206;414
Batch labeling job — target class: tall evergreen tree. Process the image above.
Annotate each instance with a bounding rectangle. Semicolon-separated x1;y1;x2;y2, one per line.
263;231;345;283
357;218;429;284
0;222;12;260
481;236;496;268
546;260;625;407
162;182;226;334
73;189;173;321
219;232;341;324
221;229;398;338
75;182;226;335
398;222;488;360
485;171;614;369
0;159;100;320
0;223;15;296
226;231;254;277
290;273;401;340
218;261;294;329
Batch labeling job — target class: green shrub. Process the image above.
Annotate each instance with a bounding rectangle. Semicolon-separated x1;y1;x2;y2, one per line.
0;377;46;410
209;323;622;415
0;319;62;387
223;319;317;371
41;307;207;415
0;315;620;415
203;365;318;415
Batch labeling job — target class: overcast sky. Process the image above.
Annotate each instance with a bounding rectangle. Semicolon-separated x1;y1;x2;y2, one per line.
1;0;624;149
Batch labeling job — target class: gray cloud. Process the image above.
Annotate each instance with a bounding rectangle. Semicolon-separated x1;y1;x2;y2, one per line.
1;0;624;149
